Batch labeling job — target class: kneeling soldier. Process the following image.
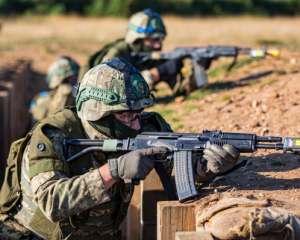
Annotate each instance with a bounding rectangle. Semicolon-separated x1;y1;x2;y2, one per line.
0;58;240;239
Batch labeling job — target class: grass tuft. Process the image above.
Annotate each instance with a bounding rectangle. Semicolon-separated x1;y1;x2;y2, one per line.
173;124;185;132
258;78;278;89
154;108;174;119
274;69;286;75
207;62;231;78
248;82;257;87
221;94;233;101
207;57;262;78
186;89;212;100
269;159;285;166
185;104;199;112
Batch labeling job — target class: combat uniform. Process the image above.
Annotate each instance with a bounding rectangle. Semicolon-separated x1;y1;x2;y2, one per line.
8;107;174;239
29;84;74;127
78;9;186;94
0;58;239;240
29;56;79;128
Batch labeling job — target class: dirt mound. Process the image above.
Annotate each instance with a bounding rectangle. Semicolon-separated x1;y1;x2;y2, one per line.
149;47;300;208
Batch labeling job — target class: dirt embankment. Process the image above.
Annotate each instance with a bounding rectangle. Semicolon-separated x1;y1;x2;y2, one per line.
150;48;300;206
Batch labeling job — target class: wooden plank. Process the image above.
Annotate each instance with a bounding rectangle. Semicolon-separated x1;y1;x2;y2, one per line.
157;201;196;240
0;90;10;177
0;61;32;187
128;169;167;240
127;183;141;240
141;169;167;240
175;232;214;240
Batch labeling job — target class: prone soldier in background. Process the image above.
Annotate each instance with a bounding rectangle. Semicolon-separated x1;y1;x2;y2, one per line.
78;9;205;96
29;56;79;128
0;58;239;239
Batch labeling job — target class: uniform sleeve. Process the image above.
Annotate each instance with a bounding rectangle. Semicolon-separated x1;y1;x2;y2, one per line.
102;47;125;62
31;128;111;222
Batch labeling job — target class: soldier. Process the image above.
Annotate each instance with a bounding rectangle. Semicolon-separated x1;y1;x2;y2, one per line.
29;56;79;128
78;8;196;96
0;58;239;239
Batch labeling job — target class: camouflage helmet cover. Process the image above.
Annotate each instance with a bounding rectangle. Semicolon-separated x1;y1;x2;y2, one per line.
77;58;155;121
47;56;80;89
125;8;166;44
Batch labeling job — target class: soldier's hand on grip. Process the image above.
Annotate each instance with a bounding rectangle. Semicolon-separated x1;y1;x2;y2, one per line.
108;147;167;181
156;58;184;78
202;144;240;178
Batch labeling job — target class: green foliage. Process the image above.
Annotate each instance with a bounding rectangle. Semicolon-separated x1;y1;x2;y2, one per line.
274;69;286;75
269;159;285;166
1;0;300;16
207;62;231;78
185;104;198;112
173;124;184;132
186;89;212;100
258;78;278;89
208;58;262;79
153;108;174;119
247;82;256;87
221;94;233;101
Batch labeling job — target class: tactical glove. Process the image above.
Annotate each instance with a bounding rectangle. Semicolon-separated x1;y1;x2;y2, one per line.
201;144;240;179
156;58;184;79
108;147;167;181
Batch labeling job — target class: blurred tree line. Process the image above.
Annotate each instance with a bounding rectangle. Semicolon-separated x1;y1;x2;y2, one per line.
1;0;300;16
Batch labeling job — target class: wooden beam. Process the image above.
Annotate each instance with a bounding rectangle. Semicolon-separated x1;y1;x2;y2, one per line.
175;231;214;240
157;201;196;240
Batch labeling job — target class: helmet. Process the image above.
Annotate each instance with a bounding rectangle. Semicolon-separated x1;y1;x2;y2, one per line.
125;8;166;44
47;56;79;89
76;58;155;121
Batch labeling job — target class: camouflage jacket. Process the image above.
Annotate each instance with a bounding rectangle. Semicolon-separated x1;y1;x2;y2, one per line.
12;108;198;240
78;39;179;92
29;84;75;128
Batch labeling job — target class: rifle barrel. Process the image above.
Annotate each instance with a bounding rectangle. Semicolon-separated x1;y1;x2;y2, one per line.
255;143;284;150
256;136;282;142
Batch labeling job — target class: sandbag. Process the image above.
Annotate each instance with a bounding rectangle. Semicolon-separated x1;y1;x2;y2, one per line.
196;191;300;240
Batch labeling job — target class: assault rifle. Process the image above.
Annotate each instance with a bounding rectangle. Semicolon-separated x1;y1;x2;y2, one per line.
131;45;279;88
63;130;297;203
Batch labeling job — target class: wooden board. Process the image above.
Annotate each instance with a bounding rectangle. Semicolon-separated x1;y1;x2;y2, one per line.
0;90;9;184
127;169;168;240
157;201;196;240
0;61;32;186
175;231;214;240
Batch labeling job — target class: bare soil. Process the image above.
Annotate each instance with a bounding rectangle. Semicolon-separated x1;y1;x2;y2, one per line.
1;16;300;211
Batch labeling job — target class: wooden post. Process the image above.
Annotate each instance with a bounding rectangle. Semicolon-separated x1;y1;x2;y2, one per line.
157;201;196;240
141;170;167;240
0;90;10;184
127;169;167;240
175;232;214;240
126;183;141;240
